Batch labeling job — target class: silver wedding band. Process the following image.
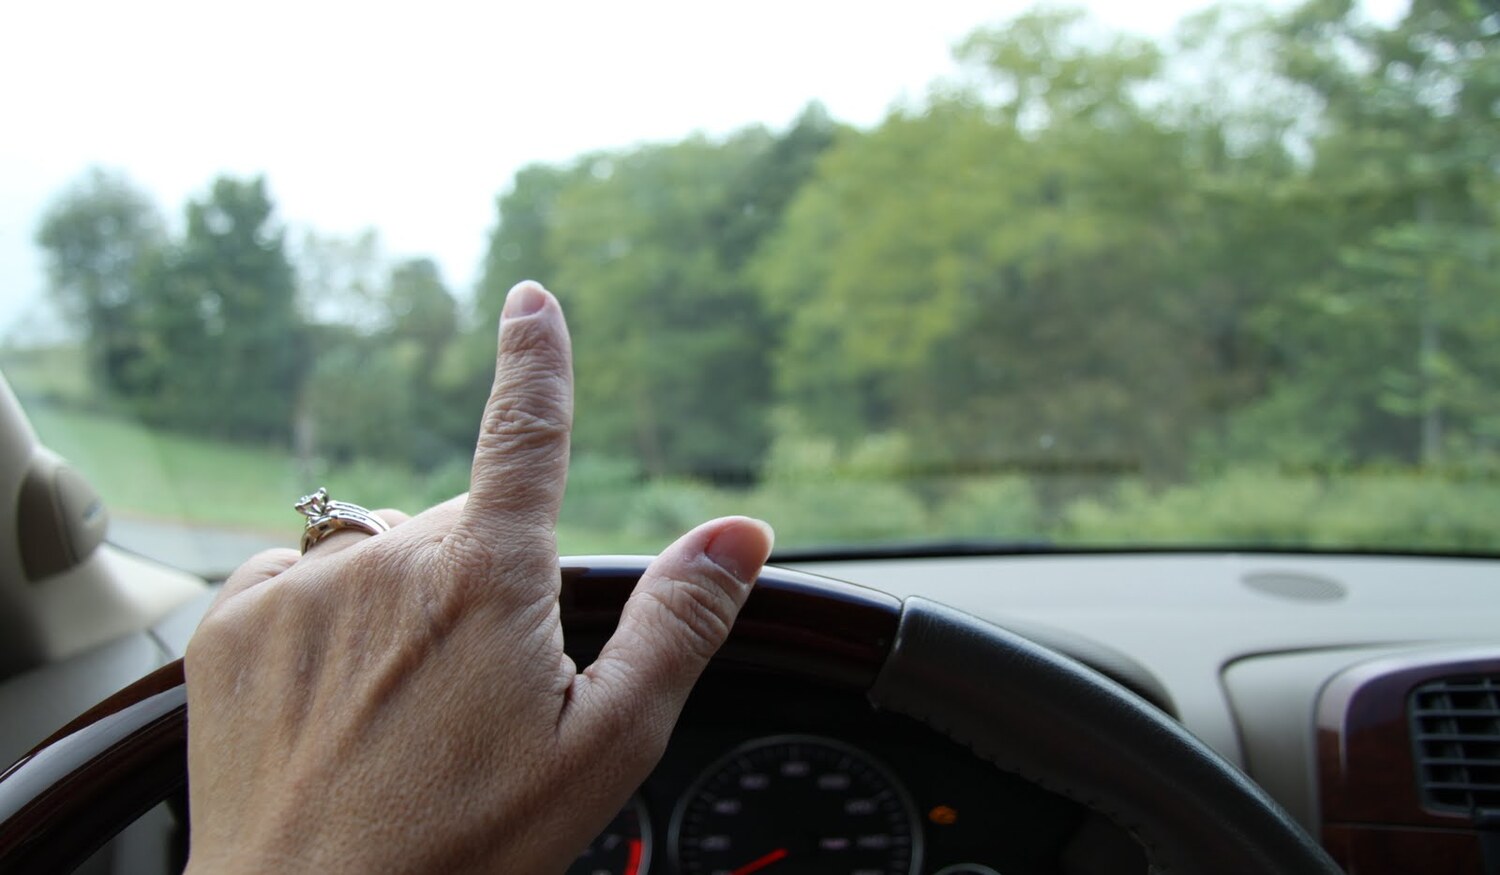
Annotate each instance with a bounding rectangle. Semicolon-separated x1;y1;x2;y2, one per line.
295;487;391;553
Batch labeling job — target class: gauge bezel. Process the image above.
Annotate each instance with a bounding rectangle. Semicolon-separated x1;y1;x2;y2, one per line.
572;792;652;875
627;793;653;875
667;733;923;875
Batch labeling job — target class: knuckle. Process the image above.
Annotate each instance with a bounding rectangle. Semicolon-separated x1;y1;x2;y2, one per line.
439;523;493;567
642;576;737;660
247;546;294;566
339;538;409;589
187;594;260;666
479;363;572;450
439;527;556;606
496;341;571;397
438;534;499;598
478;401;570;459
223;548;295;590
443;517;540;569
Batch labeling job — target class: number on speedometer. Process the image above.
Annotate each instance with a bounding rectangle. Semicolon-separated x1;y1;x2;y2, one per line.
670;735;922;875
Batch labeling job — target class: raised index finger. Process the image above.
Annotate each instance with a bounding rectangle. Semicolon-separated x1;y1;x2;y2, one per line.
457;281;574;557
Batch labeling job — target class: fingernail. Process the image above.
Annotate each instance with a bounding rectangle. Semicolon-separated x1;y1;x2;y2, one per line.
503;281;548;319
704;518;775;583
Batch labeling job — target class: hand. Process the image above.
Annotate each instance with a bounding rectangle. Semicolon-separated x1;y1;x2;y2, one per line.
182;281;775;874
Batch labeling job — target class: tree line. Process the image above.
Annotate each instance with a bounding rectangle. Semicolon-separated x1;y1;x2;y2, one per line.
31;0;1500;548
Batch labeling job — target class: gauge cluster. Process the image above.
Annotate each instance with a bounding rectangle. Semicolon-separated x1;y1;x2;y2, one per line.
566;668;1109;875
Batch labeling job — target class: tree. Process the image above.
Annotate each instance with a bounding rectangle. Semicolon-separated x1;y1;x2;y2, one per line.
474;164;585;329
387;258;457;369
298;337;417;466
547;133;777;480
952;6;1161;136
471;120;833;480
35;168;164;394
710;102;842;271
292;228;386;332
755;13;1222;491
451;163;595;461
386;258;467;466
1251;0;1500;466
130;176;305;441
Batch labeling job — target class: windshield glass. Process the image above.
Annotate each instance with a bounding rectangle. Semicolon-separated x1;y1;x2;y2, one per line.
3;0;1496;574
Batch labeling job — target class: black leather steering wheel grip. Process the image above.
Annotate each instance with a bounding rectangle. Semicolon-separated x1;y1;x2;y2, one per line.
869;598;1339;875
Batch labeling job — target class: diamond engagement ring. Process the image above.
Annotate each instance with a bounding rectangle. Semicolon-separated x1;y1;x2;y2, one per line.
295;487;391;553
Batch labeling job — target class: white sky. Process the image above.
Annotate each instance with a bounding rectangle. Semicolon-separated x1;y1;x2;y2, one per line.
0;0;1400;340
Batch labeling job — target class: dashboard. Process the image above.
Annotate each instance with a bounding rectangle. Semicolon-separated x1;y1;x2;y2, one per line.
566;667;1137;875
791;552;1500;874
7;547;1500;874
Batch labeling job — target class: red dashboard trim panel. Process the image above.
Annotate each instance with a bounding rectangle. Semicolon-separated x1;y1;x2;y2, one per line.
1316;648;1500;873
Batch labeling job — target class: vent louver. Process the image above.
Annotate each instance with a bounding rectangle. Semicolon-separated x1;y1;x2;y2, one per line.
1410;676;1500;815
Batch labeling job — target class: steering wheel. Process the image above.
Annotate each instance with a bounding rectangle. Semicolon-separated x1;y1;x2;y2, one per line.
0;559;1338;874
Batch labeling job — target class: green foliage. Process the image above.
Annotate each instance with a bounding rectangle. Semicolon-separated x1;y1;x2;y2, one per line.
292;228;386;332
755;79;1216;480
475;164;586;328
0;345;92;408
1066;467;1500;551
467;108;842;482
934;478;1044;542
34;168;164;396
712;103;842;270
742;478;930;547
22;1;1500;560
387;258;457;352
19;401;1500;559
120;176;304;442
25;403;310;532
541;133;781;478
1254;0;1500;465
955;7;1162;129
22;402;481;536
299;336;417;465
558;454;643;533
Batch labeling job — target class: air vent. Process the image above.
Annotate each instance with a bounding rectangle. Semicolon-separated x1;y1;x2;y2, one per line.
1410;676;1500;815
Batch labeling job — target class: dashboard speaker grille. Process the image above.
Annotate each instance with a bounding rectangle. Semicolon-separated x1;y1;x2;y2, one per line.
1410;675;1500;815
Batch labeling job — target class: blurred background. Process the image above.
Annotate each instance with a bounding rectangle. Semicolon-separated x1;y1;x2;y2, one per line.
1;0;1496;573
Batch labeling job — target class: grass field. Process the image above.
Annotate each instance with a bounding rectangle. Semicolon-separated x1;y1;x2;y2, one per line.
21;403;660;554
15;399;1500;564
1;347;461;533
27;406;428;532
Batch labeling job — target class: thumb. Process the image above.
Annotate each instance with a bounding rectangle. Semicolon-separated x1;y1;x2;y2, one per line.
570;516;774;752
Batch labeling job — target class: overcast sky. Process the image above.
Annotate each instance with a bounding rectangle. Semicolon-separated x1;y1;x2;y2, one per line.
0;0;1400;341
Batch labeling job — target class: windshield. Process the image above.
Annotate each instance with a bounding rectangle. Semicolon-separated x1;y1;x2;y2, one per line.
3;0;1496;574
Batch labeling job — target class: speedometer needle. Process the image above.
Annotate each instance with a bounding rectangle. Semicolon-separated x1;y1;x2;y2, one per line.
729;847;789;875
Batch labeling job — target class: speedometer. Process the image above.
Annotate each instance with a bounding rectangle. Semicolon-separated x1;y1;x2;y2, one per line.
670;735;922;875
568;794;650;875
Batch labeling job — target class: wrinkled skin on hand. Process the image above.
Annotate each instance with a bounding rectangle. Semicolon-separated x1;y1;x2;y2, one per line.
183;282;774;874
